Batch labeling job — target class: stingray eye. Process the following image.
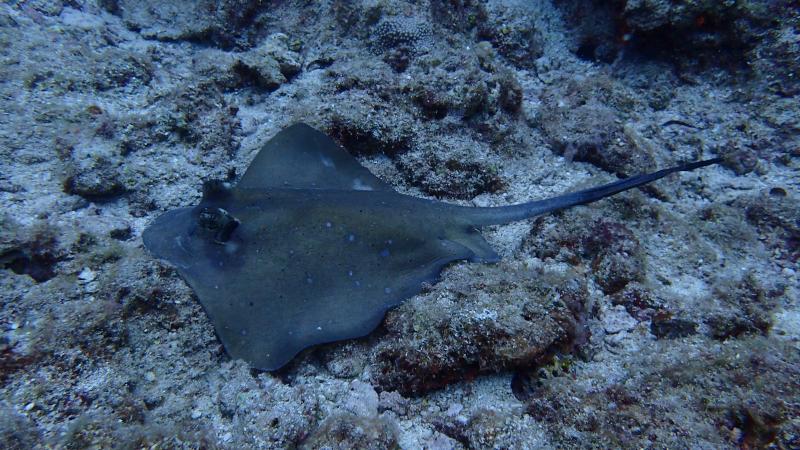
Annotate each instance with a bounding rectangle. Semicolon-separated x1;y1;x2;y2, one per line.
198;207;241;244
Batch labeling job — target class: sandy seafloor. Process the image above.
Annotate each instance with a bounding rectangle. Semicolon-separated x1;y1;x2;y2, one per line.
1;0;798;448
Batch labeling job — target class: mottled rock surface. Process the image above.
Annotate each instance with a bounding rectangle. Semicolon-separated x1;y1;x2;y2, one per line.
0;0;797;448
370;263;588;395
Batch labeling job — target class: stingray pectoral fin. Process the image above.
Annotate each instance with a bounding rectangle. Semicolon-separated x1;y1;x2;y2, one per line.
177;243;403;370
239;123;394;192
174;268;293;371
178;218;493;371
142;207;197;268
193;283;395;371
462;158;722;226
446;228;501;263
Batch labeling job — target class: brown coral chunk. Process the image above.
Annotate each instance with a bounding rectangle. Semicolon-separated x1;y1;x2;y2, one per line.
370;264;588;395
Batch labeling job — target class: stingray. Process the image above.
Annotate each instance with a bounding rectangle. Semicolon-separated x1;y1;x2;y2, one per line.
143;123;719;370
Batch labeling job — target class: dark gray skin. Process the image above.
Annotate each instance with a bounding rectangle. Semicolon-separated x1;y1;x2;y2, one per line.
143;123;720;370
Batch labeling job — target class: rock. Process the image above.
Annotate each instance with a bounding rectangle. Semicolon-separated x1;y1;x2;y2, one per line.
369;264;588;395
553;0;619;63
370;16;432;72
158;82;241;156
232;56;285;91
706;313;764;341
300;413;399;450
322;341;369;378
611;283;661;319
436;407;543;449
430;0;486;32
584;219;644;294
0;404;41;449
233;33;303;89
115;0;266;49
707;271;783;339
477;2;543;68
537;76;648;176
734;191;799;264
620;0;794;78
525;338;799;448
604;305;638;335
755;18;800;96
650;312;698;339
525;214;645;295
1;220;64;284
497;70;523;114
719;140;759;175
325;105;413;158
343;380;379;418
396;147;505;200
61;142;127;200
378;391;409;416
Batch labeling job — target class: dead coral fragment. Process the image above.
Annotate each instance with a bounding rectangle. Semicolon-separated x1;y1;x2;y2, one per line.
525;214;645;295
397;151;505;200
537;76;647;175
370;264;588;395
526;338;799;448
371;17;433;72
706;272;782;340
735;190;799;263
650;311;697;339
232;33;303;90
300;413;399;450
114;0;265;50
62;153;127;200
477;1;542;68
371;17;432;56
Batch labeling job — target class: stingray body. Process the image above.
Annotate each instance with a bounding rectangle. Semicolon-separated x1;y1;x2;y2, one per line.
143;123;719;370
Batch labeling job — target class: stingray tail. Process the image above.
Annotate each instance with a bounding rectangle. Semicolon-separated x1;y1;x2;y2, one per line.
463;158;722;226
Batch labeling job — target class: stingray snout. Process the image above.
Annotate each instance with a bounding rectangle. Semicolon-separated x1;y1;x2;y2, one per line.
142;207;197;268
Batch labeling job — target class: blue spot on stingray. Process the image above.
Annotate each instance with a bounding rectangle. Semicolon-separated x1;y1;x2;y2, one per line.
384;287;392;294
380;249;390;257
347;234;356;242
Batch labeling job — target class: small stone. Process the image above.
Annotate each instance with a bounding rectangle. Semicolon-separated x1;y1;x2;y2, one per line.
651;313;697;339
144;371;156;382
344;380;379;417
24;402;35;411
378;391;409;415
62;151;126;199
77;267;96;283
191;409;202;419
604;305;637;334
445;403;463;417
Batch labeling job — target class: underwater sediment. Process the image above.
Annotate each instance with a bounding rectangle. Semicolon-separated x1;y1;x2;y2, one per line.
0;1;797;448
